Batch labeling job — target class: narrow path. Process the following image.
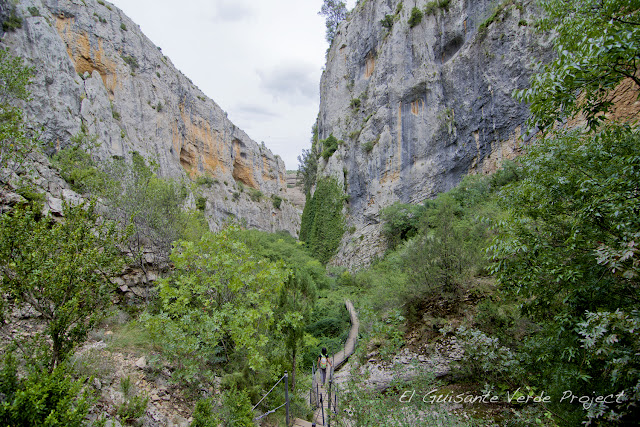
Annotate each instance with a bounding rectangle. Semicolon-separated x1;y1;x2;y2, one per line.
297;299;358;427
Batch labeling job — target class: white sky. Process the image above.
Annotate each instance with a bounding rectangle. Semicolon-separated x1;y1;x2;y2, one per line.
108;0;357;170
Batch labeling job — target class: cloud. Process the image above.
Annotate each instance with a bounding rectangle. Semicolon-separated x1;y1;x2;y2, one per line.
256;63;319;105
234;103;280;120
213;0;253;22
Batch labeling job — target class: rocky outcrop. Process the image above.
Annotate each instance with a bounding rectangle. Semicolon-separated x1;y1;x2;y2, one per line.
0;0;300;235
285;171;306;210
315;0;552;268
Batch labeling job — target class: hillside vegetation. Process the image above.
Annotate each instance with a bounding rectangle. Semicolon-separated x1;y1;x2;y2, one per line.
0;0;639;426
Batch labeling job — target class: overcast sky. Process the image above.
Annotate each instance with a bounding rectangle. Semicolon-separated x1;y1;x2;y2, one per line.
108;0;357;170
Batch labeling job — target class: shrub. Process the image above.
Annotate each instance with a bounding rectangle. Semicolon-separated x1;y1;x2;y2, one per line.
408;7;423;28
122;55;139;71
248;187;263;202
0;356;93;426
349;98;361;109
380;202;424;250
424;0;450;15
52;134;103;193
27;7;40;16
2;11;23;32
320;134;340;160
196;196;207;211
0;201;126;368
219;389;254;426
362;139;377;154
447;325;522;385
120;23;127;31
141;226;289;386
196;175;216;187
272;194;283;209
380;14;395;29
191;398;220;427
116;375;148;423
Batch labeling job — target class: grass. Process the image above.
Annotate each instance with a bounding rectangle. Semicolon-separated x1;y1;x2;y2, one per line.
107;321;159;353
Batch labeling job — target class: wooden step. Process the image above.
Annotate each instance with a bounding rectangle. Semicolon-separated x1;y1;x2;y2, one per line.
292;418;322;427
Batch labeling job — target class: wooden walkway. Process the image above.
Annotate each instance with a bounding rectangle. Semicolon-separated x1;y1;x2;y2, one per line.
299;299;359;427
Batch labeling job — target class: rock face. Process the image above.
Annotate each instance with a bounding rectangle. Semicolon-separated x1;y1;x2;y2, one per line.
315;0;551;268
0;0;300;235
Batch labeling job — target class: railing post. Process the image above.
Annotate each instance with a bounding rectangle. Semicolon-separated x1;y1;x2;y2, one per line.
327;371;332;427
284;372;290;427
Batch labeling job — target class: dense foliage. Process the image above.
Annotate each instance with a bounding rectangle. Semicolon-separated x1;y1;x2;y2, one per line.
489;125;640;424
0;48;37;186
0;354;92;426
53;144;208;288
299;177;345;264
319;134;340;160
0;201;126;369
142;225;289;386
515;0;640;132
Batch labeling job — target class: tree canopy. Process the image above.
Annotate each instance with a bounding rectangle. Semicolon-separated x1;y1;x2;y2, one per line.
319;0;348;44
515;0;640;132
0;201;126;369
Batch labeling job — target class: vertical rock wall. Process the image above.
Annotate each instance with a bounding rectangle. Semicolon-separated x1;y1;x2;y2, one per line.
316;0;552;267
1;0;300;235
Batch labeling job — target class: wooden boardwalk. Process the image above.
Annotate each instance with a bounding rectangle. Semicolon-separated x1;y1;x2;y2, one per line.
303;299;359;427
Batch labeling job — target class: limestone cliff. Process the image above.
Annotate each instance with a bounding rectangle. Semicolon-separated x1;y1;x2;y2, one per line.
0;0;300;235
315;0;552;268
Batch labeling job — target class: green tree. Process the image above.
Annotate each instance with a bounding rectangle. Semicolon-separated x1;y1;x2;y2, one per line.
380;202;425;250
142;226;289;386
99;152;206;291
237;230;321;389
0;48;38;188
489;126;640;423
402;195;485;320
0;201;126;368
515;0;640;132
319;0;348;44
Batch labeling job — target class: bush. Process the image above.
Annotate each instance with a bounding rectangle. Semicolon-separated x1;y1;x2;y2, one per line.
248;187;263;202
219;389;254;426
116;376;148;423
52;133;105;193
320;134;340;160
448;325;522;385
0;201;126;368
362;139;377;154
122;55;139;71
196;175;217;187
380;203;424;250
424;0;450;15
142;226;289;386
0;355;93;426
271;194;282;209
2;11;22;32
380;14;395;29
408;7;423;28
191;398;220;427
196;196;207;211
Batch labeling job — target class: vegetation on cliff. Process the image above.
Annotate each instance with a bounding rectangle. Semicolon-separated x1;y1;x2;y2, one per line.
299;176;346;264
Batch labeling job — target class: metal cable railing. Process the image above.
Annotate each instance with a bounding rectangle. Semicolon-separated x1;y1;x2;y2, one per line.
252;372;291;424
